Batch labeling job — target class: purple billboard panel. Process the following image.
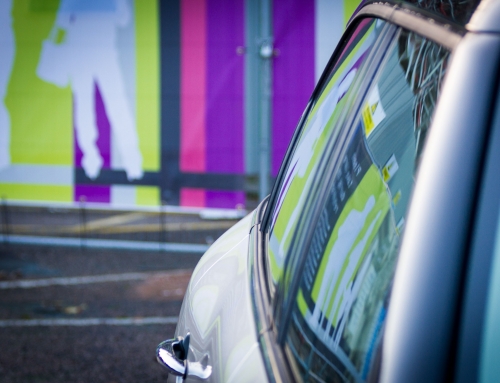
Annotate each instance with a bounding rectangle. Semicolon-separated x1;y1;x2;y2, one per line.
206;0;245;208
272;0;315;175
73;82;111;170
74;184;110;204
74;83;111;203
206;190;245;209
206;0;245;175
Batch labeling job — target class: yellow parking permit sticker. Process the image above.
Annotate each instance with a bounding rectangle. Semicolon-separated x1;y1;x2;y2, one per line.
382;154;399;183
363;84;386;138
362;106;375;136
392;190;402;205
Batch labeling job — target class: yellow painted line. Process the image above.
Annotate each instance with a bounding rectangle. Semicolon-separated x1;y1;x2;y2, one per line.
98;220;236;234
8;212;146;235
62;212;147;234
8;220;236;235
7;225;62;235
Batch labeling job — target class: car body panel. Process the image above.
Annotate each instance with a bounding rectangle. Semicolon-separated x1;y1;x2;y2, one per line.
455;75;500;383
171;212;268;383
381;31;500;383
467;0;500;32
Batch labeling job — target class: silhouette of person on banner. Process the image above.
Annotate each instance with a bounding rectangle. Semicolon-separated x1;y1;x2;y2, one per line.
37;0;143;180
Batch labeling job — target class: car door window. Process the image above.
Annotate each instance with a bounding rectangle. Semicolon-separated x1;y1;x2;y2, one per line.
274;26;450;382
267;18;390;290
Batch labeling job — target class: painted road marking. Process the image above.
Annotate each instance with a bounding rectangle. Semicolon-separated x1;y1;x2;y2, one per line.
0;269;193;289
10;219;235;235
97;220;236;234
62;212;146;234
0;235;209;253
9;212;145;235
0;317;178;327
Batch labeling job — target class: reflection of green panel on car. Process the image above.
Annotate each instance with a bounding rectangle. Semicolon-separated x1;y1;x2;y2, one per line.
268;93;350;281
268;21;383;285
298;163;391;324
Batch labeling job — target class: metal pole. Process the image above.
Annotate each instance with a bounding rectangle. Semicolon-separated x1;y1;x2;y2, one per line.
79;196;86;250
258;0;273;201
1;197;9;246
160;200;167;252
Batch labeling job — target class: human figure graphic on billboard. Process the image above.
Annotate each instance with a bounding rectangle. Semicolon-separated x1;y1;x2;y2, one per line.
0;0;14;171
37;0;143;180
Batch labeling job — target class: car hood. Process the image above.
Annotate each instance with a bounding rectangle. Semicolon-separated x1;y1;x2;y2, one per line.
174;211;268;383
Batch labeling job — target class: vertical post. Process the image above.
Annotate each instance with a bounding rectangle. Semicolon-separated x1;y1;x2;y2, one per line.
79;196;86;250
1;197;9;246
159;200;167;252
244;0;260;205
258;0;273;201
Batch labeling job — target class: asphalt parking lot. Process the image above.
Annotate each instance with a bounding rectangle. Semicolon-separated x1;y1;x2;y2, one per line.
0;206;241;382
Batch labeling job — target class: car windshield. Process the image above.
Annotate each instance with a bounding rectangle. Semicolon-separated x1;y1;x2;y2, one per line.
267;18;384;290
269;18;451;382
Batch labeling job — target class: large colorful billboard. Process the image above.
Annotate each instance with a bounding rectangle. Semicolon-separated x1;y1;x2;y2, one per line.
1;0;160;206
0;0;358;209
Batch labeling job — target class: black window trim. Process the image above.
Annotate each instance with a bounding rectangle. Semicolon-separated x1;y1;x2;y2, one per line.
359;2;464;50
250;197;296;383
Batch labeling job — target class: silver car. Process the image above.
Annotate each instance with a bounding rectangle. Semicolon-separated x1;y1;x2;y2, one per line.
157;0;500;381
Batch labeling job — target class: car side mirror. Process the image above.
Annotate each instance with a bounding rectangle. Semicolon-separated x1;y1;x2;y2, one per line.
156;332;212;380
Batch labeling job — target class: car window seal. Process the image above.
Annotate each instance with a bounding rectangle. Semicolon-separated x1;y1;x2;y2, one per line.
250;197;295;383
357;2;463;50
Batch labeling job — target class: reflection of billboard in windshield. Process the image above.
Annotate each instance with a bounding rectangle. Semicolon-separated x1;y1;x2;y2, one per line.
284;27;451;382
268;19;381;286
289;123;395;381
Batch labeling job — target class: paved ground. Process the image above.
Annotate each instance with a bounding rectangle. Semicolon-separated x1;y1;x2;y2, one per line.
0;207;240;382
0;207;244;383
1;204;242;244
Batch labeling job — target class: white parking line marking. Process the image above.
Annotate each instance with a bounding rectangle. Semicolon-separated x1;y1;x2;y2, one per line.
0;235;209;253
0;317;178;327
0;272;151;289
0;269;192;289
